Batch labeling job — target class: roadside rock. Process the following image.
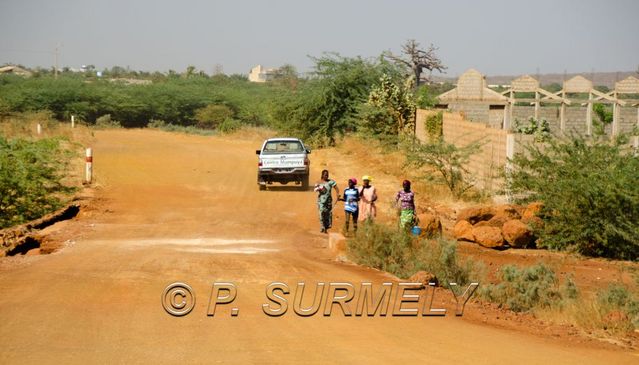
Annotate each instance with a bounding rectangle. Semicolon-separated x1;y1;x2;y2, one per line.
485;214;511;228
502;219;533;248
453;220;474;241
408;271;439;288
471;226;505;249
417;213;442;238
25;248;41;256
492;204;521;220
457;207;494;225
522;202;543;220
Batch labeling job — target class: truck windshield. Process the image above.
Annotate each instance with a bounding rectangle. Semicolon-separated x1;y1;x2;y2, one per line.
263;141;304;154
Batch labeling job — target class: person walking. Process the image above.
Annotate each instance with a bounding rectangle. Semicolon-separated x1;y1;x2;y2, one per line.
315;169;340;233
358;175;377;222
395;180;416;230
339;178;360;233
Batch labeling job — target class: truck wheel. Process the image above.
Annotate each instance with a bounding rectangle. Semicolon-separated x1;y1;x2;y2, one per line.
301;174;310;190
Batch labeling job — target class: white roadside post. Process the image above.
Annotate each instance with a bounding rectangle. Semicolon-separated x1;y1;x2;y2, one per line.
71;115;75;128
36;123;42;135
85;147;93;184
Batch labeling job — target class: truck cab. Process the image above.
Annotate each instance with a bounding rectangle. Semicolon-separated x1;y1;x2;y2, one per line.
256;138;310;190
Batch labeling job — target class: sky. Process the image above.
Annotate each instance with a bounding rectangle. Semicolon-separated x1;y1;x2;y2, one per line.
1;0;638;78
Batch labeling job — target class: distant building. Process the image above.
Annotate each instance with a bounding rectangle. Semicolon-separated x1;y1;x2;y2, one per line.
248;65;278;83
0;65;32;77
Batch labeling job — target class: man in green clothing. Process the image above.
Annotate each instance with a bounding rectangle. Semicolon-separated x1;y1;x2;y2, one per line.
314;169;340;233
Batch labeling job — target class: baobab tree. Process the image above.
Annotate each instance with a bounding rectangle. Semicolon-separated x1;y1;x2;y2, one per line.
385;39;446;87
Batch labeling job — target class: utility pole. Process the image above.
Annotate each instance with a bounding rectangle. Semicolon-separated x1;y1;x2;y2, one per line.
54;44;59;79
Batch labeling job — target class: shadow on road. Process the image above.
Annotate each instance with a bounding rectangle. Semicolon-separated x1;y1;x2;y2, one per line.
260;185;312;192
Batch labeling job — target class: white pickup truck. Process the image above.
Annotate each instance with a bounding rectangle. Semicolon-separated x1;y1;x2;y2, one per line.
256;138;310;190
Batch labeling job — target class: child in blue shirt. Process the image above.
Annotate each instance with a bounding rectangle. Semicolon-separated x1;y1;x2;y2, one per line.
339;178;360;233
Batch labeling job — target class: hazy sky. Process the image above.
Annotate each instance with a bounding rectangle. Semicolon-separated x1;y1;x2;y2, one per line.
1;0;638;77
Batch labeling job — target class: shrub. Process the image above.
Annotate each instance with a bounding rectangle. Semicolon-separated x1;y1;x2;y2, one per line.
507;134;639;260
347;222;416;278
404;138;481;200
195;104;234;129
360;74;416;139
147;119;215;136
566;284;639;334
94;114;121;128
513;117;550;142
424;111;443;142
347;222;480;287
595;284;639;331
216;118;242;134
478;263;574;312
0;136;76;228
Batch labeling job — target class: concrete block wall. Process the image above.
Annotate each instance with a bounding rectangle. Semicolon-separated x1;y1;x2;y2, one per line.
441;112;508;192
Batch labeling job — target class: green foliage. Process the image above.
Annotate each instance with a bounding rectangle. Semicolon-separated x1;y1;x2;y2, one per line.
147;119;215;136
415;82;454;108
216;118;242;134
513;117;551;142
347;222;416;278
347;222;480;287
0;74;280;129
0;136;76;228
506;135;639;260
596;284;639;330
424;111;443;142
272;53;402;146
195;104;234;129
593;103;613;124
478;264;575;312
404;139;481;200
94;114;121;128
360;74;416;140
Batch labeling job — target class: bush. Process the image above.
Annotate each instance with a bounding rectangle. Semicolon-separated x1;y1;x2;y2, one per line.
404;138;481;200
195;104;234;129
424;111;443;142
0;136;76;228
347;222;480;287
513;117;550;142
507;134;639;260
216;118;242;134
94;114;121;128
595;284;639;331
147;119;215;136
478;263;576;312
566;284;639;334
360;74;416;139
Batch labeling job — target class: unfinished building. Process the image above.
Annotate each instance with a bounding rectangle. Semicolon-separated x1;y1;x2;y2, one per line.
436;69;639;136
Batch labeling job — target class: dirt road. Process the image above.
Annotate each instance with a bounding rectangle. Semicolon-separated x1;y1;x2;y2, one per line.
0;129;636;364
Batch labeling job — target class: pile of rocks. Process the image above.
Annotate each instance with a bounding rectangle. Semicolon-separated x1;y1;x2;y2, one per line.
453;202;543;249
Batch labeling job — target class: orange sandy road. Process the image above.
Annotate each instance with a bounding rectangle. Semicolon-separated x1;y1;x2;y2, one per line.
0;129;636;364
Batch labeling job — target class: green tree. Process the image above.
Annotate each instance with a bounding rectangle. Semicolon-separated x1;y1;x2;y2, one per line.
360;74;416;140
273;53;396;146
506;135;639;260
